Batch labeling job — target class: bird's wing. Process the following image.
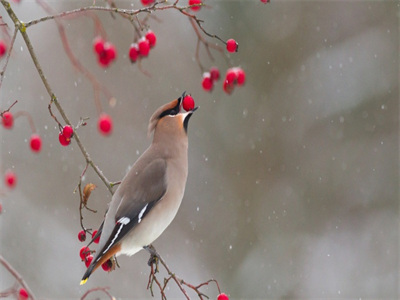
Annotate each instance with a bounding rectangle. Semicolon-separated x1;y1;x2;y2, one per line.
97;158;167;259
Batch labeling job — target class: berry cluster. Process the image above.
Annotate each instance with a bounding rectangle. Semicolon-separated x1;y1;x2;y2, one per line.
78;229;100;244
0;40;7;58
79;244;112;272
223;67;246;94
200;66;246;94
59;125;74;146
129;31;157;63
198;36;246;94
202;66;220;92
93;37;117;68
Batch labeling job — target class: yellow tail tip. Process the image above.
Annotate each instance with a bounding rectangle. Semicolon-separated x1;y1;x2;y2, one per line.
80;278;88;285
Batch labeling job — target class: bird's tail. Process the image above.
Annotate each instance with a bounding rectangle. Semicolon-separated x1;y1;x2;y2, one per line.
80;264;95;285
80;243;121;285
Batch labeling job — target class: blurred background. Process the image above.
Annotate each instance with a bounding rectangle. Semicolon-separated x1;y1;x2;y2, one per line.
0;1;398;298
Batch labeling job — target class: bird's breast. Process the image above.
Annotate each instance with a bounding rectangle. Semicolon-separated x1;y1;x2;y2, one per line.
120;156;188;255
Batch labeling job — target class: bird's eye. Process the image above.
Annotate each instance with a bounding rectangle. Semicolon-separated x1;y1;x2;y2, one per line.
158;97;182;119
159;107;178;119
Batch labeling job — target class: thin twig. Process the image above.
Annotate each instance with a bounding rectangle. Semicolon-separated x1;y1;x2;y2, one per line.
0;255;37;300
0;0;114;194
145;245;220;299
36;0;112;115
13;110;37;133
0;282;18;297
80;286;114;300
0;99;17;116
0;26;17;90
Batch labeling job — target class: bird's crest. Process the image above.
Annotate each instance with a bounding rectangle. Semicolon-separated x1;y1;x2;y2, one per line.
147;93;185;137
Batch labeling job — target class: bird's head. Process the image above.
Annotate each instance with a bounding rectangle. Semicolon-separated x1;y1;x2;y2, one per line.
148;92;198;141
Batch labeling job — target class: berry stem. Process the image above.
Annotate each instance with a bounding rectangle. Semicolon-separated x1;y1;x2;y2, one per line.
80;287;114;300
36;0;110;115
0;26;17;90
145;245;221;300
13;111;37;133
0;99;18;117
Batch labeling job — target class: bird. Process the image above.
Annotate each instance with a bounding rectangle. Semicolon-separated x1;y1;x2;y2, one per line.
80;93;198;285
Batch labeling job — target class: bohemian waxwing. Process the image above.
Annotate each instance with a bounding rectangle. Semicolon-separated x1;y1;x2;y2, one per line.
80;93;197;285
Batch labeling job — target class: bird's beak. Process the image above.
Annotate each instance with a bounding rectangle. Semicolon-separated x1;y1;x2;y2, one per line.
178;91;186;112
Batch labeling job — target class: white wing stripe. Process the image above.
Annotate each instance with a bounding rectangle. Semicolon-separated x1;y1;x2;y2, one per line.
102;217;131;254
138;204;148;224
118;217;130;225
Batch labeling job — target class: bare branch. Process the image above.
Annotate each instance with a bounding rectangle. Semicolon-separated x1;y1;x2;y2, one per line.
145;245;221;299
0;26;17;90
0;255;37;300
80;286;114;300
0;99;17;116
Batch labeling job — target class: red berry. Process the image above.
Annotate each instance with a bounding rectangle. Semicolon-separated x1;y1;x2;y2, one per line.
225;68;238;84
30;134;42;153
62;125;74;139
223;80;235;95
0;40;7;57
2;111;13;129
129;43;139;63
141;0;154;6
202;73;213;91
92;230;100;244
80;246;90;260
260;0;270;3
93;37;105;55
217;293;229;300
97;42;117;67
226;39;238;53
102;259;112;272
98;113;113;136
235;68;246;85
209;66;220;81
78;230;86;242
138;37;150;57
98;55;110;67
182;95;195;111
189;0;202;11
85;255;94;267
58;132;71;146
19;288;29;300
4;170;16;189
145;31;157;48
104;42;117;61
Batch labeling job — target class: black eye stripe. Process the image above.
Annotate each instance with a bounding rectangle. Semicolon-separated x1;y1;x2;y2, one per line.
158;96;182;119
159;107;177;118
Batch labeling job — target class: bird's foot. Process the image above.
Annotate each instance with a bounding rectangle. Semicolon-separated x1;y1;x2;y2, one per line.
144;245;159;271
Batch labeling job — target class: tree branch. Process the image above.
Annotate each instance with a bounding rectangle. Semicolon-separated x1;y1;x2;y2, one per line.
0;0;114;194
0;255;37;300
